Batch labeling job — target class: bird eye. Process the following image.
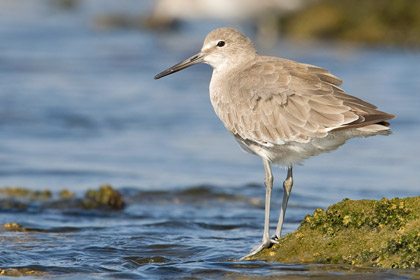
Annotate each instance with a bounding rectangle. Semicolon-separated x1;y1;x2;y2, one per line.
216;41;225;47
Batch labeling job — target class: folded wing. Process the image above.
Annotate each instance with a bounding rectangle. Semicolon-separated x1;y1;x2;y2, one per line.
223;57;395;145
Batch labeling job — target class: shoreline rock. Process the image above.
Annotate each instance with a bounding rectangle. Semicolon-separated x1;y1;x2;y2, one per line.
249;197;420;269
0;185;124;211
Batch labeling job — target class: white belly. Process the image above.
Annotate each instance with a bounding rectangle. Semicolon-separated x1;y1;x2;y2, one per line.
234;126;389;166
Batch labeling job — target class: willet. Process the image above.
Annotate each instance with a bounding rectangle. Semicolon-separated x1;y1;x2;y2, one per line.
154;28;395;259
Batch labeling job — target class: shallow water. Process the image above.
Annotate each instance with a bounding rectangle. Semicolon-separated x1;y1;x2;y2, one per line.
0;1;419;279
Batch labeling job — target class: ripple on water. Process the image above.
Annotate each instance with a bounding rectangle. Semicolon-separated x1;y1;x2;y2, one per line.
1;184;420;279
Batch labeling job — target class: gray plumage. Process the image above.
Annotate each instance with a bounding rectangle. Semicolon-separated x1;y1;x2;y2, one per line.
155;27;395;259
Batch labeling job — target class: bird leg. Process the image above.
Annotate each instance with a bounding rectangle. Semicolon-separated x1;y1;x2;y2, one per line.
240;158;278;260
273;165;293;240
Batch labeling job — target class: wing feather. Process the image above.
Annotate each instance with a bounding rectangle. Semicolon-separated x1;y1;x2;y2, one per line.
218;56;394;145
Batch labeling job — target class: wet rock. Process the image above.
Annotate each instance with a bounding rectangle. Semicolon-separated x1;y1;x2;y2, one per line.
59;189;75;199
0;200;27;211
49;0;79;10
83;184;125;210
2;222;27;232
278;0;420;46
250;197;420;269
0;187;51;201
93;13;181;32
0;185;124;211
0;268;46;277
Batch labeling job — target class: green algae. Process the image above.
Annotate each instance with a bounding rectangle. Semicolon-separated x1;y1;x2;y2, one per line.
0;187;52;201
279;0;420;47
2;222;27;232
250;196;420;269
83;184;125;210
0;185;124;211
0;267;48;277
59;189;75;199
305;198;412;235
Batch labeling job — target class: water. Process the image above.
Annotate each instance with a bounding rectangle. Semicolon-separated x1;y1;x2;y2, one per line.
0;1;419;279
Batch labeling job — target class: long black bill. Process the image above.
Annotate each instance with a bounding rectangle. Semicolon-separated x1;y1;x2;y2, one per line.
154;52;205;80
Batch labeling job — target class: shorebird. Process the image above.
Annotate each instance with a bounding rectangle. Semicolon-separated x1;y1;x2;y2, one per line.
154;28;395;259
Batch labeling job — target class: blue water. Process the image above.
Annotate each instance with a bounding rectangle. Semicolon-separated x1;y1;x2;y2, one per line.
0;1;419;279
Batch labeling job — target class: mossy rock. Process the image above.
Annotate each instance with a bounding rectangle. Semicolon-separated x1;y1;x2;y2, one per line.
2;222;27;232
83;184;125;210
250;197;420;269
59;189;75;199
279;0;420;46
0;187;52;201
0;185;125;211
0;267;47;277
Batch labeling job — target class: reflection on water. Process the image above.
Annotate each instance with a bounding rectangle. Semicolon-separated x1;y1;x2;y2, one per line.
0;0;419;279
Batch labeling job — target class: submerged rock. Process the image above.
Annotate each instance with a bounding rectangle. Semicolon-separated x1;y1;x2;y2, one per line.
59;189;75;199
2;222;27;232
250;197;420;269
0;267;47;277
0;186;52;201
278;0;420;46
83;184;125;210
0;185;124;211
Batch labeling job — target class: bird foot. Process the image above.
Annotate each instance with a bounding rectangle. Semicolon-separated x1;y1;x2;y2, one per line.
239;238;279;260
271;234;281;242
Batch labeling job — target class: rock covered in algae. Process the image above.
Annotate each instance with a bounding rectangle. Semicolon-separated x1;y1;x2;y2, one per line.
251;197;420;269
278;0;420;46
0;187;52;201
0;268;47;277
59;189;75;199
83;184;124;210
0;185;124;211
2;222;27;232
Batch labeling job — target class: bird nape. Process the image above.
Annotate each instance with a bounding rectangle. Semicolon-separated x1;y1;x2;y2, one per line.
154;27;395;260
